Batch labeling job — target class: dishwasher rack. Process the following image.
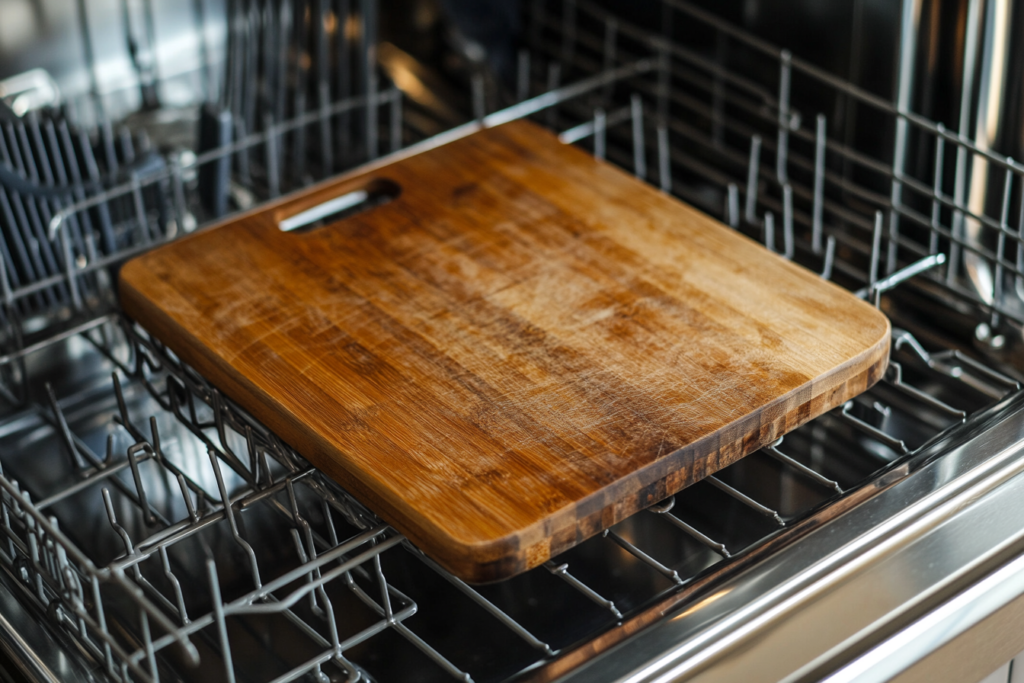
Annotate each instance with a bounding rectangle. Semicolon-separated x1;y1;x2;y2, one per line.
0;1;1023;682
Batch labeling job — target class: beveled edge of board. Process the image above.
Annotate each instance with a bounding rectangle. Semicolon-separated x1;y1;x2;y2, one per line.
120;273;890;583
424;329;891;582
118;119;893;583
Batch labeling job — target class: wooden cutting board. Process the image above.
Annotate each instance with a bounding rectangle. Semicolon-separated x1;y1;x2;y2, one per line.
120;120;890;582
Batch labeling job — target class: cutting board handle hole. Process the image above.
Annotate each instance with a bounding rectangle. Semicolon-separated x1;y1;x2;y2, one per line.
278;179;401;233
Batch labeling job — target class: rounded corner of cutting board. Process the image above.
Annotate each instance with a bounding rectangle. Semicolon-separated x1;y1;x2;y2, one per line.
848;297;893;388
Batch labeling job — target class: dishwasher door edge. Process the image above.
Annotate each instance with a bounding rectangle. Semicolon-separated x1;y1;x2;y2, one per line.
555;389;1024;683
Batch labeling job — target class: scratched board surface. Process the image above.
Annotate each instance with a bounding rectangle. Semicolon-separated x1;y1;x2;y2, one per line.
119;120;890;582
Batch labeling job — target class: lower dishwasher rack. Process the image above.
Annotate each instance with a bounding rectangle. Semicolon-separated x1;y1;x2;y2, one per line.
3;0;1024;681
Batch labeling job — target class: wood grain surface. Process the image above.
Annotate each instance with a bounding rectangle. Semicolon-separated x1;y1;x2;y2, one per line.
119;120;890;582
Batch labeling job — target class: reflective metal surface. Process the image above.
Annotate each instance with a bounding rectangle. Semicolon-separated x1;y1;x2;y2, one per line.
558;390;1024;682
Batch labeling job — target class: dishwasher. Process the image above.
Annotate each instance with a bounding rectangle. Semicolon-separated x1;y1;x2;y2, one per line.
0;0;1023;681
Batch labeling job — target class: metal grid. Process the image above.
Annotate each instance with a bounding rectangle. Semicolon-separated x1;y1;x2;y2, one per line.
526;0;1024;336
0;0;1021;681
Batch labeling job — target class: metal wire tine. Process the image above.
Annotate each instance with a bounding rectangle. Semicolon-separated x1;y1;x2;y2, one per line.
290;529;323;617
372;550;394;623
471;72;486;122
782;183;794;259
285;480;322;616
987;166;1011;327
810;113;827;253
73;126;116;253
148;416;166;465
175;472;199;523
603;529;683;585
594;108;606;160
88;574;116;675
745;135;761;222
0;476;13;559
869;210;884;288
45;383;80;470
763;442;842;494
837;401;909;455
1017;169;1024;301
885;361;965;420
112;372;142;441
59;223;83;311
776;49;792;184
631;94;646;179
391;621;474;682
0;231;15;312
409;546;555;656
243;423;261;486
263;115;281;199
258;446;275;487
517;49;531;102
212;389;255;483
927;348;1020;394
867;253;946;307
140;608;159;682
763;211;775;252
706;476;784;526
27;530;45;603
930;126;946;257
207;559;237;683
544;561;622;619
657;123;671;192
820;234;836;280
126;442;157;526
315;582;341;666
101;487;142;579
130;173;151;246
726;183;740;228
168;154;188;236
208;449;261;589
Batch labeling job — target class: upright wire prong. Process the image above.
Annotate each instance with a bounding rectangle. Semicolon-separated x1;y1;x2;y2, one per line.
631;94;646;179
869;210;884;288
821;235;836;280
657;123;671;192
812;113;826;253
594;108;606;160
991;163;1013;328
745;135;762;223
207;559;237;683
782;183;794;259
727;183;740;228
931;125;945;257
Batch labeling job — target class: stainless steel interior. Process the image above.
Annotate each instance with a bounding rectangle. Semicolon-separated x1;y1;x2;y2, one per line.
2;1;1024;681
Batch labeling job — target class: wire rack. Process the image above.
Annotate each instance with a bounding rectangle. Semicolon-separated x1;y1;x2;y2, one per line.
0;0;1022;682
